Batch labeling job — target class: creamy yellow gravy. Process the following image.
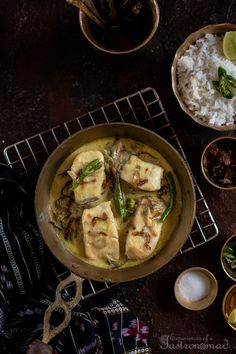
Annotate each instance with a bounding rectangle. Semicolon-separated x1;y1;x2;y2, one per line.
50;137;182;269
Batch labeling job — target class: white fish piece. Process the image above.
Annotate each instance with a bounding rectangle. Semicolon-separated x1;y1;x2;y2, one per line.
120;155;164;191
125;198;165;260
67;150;105;203
82;201;120;261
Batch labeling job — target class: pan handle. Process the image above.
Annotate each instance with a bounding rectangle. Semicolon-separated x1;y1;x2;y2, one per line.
42;273;84;344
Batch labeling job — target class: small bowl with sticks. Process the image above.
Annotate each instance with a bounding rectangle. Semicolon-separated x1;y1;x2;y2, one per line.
67;0;160;54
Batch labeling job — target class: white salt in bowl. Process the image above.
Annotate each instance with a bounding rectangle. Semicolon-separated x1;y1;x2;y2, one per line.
174;267;218;310
171;23;236;131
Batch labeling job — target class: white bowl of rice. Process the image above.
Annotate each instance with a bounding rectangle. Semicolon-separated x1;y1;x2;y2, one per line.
171;23;236;131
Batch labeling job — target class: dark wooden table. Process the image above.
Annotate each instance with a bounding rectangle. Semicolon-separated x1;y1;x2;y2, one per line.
0;0;236;352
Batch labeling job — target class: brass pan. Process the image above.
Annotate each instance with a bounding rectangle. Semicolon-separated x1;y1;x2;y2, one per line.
35;123;196;283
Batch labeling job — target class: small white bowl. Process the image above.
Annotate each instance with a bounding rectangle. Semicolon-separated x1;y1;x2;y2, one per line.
174;267;218;310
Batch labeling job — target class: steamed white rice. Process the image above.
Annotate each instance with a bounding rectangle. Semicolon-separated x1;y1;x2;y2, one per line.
177;33;236;126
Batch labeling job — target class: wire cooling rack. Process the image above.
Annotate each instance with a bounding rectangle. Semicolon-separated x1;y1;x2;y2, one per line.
3;87;219;298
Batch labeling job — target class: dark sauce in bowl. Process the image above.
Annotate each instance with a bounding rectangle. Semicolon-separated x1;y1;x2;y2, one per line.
202;138;236;189
103;18;146;51
88;1;154;51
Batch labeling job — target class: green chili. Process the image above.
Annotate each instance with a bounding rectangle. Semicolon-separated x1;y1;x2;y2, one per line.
212;67;235;99
219;75;234;99
160;171;176;223
227;75;236;88
71;158;103;190
114;174;127;220
218;67;233;98
126;197;136;214
218;66;227;78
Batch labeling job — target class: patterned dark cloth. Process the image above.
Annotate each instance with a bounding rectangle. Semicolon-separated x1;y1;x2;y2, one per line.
0;164;152;354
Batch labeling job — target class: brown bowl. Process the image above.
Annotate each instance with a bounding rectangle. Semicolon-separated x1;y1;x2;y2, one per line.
171;23;236;131
79;0;160;55
201;136;236;190
35;123;196;283
222;284;236;330
221;234;236;281
174;267;218;310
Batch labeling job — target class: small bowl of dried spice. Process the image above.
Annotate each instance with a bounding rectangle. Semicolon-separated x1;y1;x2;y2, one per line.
201;136;236;190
